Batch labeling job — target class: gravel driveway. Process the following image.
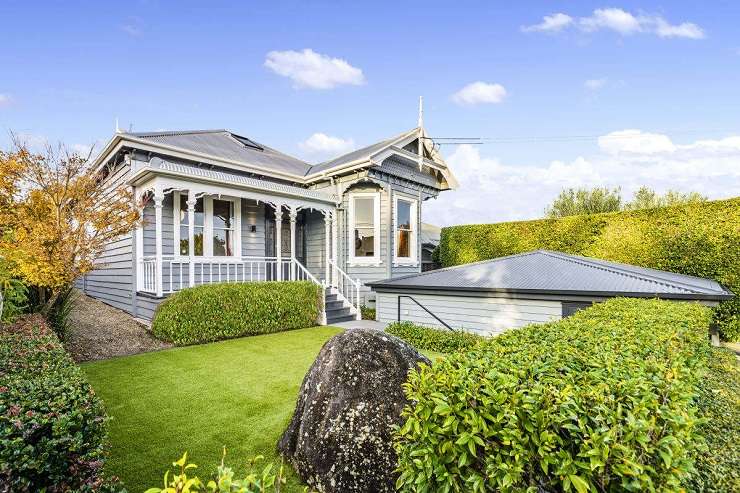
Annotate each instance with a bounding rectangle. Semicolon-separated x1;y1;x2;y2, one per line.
65;290;172;362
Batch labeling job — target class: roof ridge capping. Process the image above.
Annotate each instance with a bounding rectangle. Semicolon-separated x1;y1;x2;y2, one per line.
538;250;725;295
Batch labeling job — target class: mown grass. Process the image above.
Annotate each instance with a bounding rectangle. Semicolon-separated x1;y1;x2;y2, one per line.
83;327;444;492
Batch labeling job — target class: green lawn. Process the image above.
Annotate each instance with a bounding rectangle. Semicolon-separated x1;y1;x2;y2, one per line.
83;326;343;493
83;327;444;493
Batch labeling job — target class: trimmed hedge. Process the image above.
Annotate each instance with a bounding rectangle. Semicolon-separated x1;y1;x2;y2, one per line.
684;347;740;492
394;298;712;492
438;197;740;340
0;315;110;492
152;281;323;346
386;321;483;353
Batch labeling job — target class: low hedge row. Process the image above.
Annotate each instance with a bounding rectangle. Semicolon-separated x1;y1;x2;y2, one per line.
152;281;323;346
394;298;712;492
386;321;483;353
0;315;110;492
438;197;740;340
683;347;740;492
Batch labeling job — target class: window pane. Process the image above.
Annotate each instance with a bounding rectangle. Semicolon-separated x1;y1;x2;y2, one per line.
213;229;233;256
354;197;374;228
354;228;374;257
179;196;204;226
194;228;204;256
180;226;205;256
213;199;233;230
397;200;411;230
397;230;410;258
179;226;189;255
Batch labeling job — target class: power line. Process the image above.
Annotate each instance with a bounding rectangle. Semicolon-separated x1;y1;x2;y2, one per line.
423;128;736;145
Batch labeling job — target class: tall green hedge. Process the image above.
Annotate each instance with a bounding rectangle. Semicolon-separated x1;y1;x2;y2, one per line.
0;315;110;492
152;281;323;346
394;298;713;493
439;197;740;340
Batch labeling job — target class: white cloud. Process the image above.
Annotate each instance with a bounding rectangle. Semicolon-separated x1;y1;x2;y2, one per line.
299;133;354;156
584;78;607;90
524;8;705;39
120;17;143;37
521;13;573;33
580;8;641;34
264;49;365;90
597;129;675;154
0;94;12;107
424;131;740;226
452;82;507;106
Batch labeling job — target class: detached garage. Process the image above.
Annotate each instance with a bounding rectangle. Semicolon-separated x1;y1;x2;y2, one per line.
367;250;733;336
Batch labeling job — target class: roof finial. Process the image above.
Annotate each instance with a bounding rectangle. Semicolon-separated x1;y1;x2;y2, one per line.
417;96;424;128
115;117;121;134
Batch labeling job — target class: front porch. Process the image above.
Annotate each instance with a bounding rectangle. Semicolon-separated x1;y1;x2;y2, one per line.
132;170;361;321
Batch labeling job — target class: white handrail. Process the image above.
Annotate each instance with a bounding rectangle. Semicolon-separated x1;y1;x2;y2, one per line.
292;259;321;285
328;259;362;320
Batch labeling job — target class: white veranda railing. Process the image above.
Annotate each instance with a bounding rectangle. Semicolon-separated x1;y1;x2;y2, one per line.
138;256;321;294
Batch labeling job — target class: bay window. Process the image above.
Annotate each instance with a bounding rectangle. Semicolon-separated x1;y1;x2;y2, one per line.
349;192;380;264
394;195;417;264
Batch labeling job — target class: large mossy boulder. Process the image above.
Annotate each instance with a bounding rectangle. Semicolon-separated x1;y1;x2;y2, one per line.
278;328;430;492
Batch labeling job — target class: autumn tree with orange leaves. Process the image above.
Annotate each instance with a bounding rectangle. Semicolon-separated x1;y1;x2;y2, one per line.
0;140;140;303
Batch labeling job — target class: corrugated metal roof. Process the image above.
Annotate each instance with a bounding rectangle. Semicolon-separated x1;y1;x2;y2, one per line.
127;130;313;176
306;129;418;175
368;250;734;300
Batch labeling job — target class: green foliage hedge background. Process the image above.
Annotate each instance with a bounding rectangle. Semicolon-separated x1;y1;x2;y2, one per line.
394;298;713;492
152;281;323;346
386;321;483;353
438;197;740;340
0;315;109;492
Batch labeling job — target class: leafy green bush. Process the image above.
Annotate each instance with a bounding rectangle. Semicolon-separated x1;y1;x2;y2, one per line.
0;315;110;492
386;321;483;353
683;347;740;492
394;298;712;492
146;451;285;493
438;197;740;340
360;305;376;320
152;281;323;346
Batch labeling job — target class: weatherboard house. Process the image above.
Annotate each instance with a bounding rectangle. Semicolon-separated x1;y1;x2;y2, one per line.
76;123;457;324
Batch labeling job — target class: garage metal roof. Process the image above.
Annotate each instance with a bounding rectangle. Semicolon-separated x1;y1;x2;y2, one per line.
368;250;734;301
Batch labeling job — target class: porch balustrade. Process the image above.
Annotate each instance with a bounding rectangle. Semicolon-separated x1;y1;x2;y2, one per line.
137;255;320;295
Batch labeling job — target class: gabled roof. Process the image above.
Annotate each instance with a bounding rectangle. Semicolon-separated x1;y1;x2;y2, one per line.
95;126;457;188
306;129;417;175
367;250;734;301
124;129;313;177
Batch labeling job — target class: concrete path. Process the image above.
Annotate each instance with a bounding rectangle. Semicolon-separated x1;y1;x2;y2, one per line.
331;319;388;331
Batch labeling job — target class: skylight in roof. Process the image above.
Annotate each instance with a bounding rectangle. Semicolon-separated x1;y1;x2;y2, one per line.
231;134;264;151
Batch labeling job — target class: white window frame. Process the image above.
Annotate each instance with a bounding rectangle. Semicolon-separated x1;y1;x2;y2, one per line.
393;193;418;266
173;192;241;261
348;192;381;266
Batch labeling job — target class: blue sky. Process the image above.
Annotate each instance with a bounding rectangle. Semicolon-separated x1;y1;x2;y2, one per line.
2;1;739;224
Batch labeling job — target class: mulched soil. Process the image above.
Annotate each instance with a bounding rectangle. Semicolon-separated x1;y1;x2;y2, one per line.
64;290;172;362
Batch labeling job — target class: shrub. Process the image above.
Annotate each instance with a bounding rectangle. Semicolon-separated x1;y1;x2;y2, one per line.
152;281;323;346
394;298;712;492
361;305;376;320
0;315;110;492
683;347;740;492
438;197;740;340
145;451;285;493
386;321;483;353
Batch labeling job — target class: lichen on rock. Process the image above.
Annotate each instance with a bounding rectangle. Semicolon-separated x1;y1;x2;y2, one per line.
278;328;430;492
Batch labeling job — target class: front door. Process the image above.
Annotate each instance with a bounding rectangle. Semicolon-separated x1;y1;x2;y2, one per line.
265;207;305;279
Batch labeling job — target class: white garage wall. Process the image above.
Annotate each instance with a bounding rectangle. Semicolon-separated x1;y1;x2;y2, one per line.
376;291;562;336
